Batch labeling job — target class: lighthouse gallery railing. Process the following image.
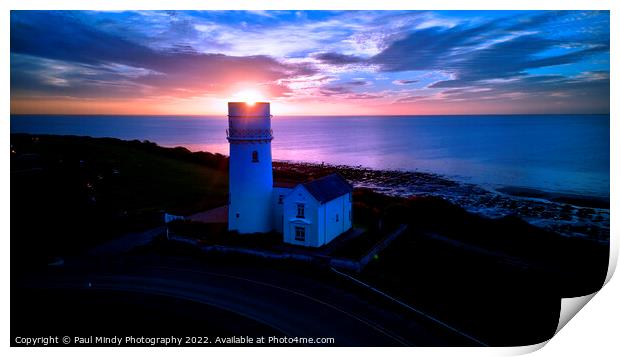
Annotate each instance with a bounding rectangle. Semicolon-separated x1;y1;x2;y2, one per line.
226;128;273;141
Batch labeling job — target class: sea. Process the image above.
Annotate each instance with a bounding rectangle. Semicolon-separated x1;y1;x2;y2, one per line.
10;114;610;239
11;114;609;198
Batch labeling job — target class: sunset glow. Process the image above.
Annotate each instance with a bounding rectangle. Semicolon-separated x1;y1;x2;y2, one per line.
10;10;609;115
232;90;265;105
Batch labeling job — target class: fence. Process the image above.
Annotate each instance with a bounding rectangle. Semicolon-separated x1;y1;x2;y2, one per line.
169;224;408;273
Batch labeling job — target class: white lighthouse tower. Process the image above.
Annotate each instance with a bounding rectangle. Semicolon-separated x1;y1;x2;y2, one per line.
227;102;274;233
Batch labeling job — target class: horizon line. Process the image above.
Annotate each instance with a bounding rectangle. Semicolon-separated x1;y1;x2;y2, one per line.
9;112;611;117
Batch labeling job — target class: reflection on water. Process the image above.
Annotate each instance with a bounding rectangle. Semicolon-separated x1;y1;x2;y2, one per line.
11;114;610;198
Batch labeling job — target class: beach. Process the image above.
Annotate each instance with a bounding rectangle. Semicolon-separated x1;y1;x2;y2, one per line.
273;161;610;241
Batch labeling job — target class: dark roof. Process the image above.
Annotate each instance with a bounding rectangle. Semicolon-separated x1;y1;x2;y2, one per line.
302;173;353;204
274;179;299;189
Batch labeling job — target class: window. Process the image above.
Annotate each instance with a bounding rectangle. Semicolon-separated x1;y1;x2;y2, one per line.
252;151;259;163
278;195;284;204
296;204;305;218
336;214;339;222
294;226;306;241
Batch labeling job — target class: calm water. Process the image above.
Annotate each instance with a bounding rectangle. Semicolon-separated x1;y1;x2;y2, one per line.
11;114;610;198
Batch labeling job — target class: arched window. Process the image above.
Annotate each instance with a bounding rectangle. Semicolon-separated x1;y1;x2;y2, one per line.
252;150;259;163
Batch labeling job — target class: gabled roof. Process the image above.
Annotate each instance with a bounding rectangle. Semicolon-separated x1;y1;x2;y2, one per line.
301;173;353;204
274;179;299;189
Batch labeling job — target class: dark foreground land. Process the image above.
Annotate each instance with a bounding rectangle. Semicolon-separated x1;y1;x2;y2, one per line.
11;134;609;347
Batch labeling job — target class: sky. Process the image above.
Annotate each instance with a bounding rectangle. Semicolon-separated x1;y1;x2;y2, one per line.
10;10;610;115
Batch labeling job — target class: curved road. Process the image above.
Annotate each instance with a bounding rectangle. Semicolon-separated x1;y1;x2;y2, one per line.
15;258;480;346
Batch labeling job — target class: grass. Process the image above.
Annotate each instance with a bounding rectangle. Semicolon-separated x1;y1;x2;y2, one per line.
11;134;229;267
327;187;407;259
168;221;283;249
357;195;609;346
10;134;610;346
329;230;384;259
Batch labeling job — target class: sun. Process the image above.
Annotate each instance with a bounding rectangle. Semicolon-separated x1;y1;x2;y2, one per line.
232;89;264;105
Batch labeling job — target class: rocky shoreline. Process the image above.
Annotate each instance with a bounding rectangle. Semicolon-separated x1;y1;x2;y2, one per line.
273;161;610;242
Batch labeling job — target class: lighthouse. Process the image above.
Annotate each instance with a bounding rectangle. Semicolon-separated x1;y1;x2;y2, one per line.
227;102;274;233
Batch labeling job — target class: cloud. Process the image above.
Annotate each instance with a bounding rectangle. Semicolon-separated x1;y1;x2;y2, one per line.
10;53;159;98
9;10;611;114
395;95;426;103
369;12;609;86
312;52;365;65
317;78;373;97
365;11;609;110
504;11;567;31
417;73;609;113
345;79;370;86
318;84;382;99
427;35;608;88
345;93;383;100
392;79;419;85
319;86;351;96
369;20;504;72
10;11;317;99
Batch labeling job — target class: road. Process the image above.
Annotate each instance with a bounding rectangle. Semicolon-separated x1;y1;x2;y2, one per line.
13;256;481;346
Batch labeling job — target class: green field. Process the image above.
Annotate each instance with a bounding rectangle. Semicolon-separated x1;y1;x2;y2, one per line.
11;134;229;266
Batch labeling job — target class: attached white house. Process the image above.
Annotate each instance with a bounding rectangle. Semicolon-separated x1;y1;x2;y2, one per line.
273;173;353;247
